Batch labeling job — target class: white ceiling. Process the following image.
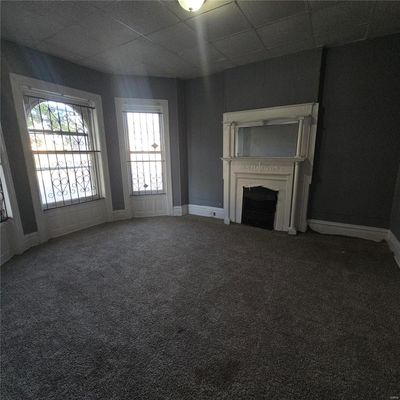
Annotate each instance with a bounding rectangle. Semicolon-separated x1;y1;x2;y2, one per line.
2;1;400;79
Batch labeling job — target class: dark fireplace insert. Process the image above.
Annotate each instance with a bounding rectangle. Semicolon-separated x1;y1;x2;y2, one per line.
241;186;278;230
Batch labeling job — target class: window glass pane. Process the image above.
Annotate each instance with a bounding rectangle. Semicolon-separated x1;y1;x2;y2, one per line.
129;153;162;162
24;96;100;210
237;123;298;157
130;161;164;194
127;112;161;152
0;174;9;222
125;111;165;195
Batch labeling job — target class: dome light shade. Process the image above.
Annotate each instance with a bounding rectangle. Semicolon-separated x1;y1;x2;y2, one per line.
178;0;205;12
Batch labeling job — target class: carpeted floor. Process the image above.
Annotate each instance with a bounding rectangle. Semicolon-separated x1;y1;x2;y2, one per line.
1;216;399;400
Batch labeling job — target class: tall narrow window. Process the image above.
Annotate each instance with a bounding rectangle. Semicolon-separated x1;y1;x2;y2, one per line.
125;112;165;195
23;96;101;210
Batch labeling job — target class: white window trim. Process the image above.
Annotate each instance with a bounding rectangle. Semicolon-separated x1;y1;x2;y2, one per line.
0;124;25;263
10;73;113;243
115;97;173;218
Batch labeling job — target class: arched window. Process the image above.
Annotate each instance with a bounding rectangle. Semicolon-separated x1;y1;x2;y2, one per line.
23;97;101;210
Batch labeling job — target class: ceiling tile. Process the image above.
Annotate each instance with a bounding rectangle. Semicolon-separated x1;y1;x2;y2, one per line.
147;23;203;52
156;53;195;75
311;1;373;38
213;30;264;58
115;62;173;77
77;10;140;48
185;2;250;41
82;50;198;78
3;0;398;79
84;49;136;73
90;1;118;10
88;37;192;73
20;1;98;27
179;43;227;65
230;49;269;66
1;3;65;45
162;0;233;20
257;13;313;49
68;56;106;71
238;1;307;28
368;1;400;39
266;38;316;59
40;25;109;58
204;58;235;75
308;1;342;12
35;41;83;62
104;1;180;35
314;23;368;47
118;38;180;65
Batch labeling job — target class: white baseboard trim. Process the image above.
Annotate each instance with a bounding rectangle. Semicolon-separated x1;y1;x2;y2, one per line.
387;231;400;268
19;231;41;254
308;219;388;242
113;209;131;221
188;204;225;220
48;219;106;239
173;205;188;216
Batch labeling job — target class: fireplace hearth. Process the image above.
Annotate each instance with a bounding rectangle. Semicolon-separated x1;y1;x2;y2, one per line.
242;186;278;230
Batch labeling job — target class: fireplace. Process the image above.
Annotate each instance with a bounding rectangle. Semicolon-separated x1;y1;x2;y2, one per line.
242;186;278;230
222;103;319;234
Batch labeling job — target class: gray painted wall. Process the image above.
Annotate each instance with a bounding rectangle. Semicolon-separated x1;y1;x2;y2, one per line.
185;35;400;229
224;49;322;112
1;40;187;234
390;165;400;240
186;73;224;208
185;49;322;209
3;34;400;235
309;34;400;228
177;80;189;205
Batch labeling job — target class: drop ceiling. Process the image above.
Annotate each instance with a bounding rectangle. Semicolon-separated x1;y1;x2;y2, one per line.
2;1;400;79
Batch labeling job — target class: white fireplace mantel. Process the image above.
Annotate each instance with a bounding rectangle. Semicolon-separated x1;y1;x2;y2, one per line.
222;103;319;234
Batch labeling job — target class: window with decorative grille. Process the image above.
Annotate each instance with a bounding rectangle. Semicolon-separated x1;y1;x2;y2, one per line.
0;173;9;222
125;112;165;195
23;96;101;210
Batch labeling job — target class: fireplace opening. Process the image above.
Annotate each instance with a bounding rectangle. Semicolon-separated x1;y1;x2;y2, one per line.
241;186;278;230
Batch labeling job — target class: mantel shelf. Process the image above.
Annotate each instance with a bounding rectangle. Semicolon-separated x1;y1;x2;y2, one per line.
221;156;306;163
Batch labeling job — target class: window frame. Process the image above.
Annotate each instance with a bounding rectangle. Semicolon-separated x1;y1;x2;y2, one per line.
0;124;24;262
115;98;173;217
24;95;103;210
0;160;11;223
0;127;15;223
123;110;167;196
10;74;112;242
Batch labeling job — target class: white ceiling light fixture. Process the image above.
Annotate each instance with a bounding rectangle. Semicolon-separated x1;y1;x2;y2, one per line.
178;0;205;12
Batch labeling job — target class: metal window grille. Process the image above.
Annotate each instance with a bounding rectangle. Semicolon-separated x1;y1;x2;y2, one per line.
24;96;101;210
0;174;9;222
125;112;165;195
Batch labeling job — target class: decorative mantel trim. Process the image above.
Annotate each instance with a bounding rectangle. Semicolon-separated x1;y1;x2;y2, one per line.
222;103;319;234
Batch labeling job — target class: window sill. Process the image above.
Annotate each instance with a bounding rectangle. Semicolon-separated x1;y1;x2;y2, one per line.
43;197;106;213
